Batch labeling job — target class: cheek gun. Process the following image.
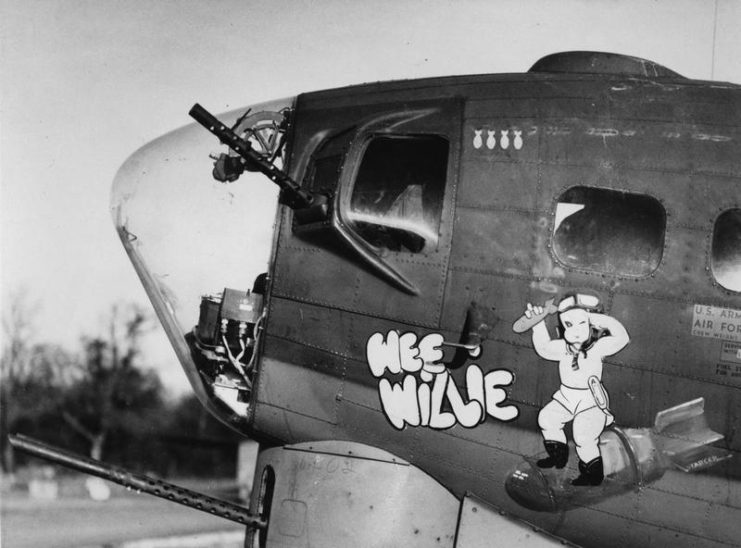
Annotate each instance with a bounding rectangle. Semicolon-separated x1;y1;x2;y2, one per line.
8;434;267;530
188;103;328;218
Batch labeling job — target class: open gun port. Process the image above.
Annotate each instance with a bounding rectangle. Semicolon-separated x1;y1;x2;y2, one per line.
188;280;266;417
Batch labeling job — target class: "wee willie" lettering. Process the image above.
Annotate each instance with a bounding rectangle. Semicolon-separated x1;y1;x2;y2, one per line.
366;331;519;430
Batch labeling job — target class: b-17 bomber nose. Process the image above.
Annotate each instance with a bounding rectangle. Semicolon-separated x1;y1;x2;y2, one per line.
110;97;294;432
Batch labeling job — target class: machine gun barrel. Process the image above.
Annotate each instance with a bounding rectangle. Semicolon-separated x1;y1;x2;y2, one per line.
8;434;266;529
189;103;314;209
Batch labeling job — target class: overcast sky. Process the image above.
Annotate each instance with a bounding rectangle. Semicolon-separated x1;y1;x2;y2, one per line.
1;0;739;395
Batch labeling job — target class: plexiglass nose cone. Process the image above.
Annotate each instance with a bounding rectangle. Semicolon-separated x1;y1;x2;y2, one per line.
110;98;292;431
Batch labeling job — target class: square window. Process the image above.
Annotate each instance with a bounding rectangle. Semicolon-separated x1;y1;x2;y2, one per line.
347;136;448;253
712;209;741;292
552;186;666;277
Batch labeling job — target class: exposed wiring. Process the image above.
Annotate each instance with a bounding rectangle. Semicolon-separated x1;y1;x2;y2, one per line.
245;313;265;374
222;333;251;389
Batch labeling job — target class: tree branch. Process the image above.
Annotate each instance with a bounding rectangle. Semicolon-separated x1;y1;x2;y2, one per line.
61;411;96;442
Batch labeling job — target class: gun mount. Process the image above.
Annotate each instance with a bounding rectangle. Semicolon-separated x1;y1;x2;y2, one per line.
189;103;328;216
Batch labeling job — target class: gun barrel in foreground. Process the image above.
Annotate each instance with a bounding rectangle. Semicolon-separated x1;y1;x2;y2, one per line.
8;433;266;529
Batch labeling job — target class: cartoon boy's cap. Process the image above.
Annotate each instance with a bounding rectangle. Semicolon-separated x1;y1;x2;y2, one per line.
557;293;602;313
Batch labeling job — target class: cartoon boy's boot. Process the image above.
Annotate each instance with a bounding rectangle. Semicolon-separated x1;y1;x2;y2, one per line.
571;457;604;486
537;441;569;469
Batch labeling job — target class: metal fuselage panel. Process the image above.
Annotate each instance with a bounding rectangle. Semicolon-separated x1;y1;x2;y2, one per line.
251;73;741;547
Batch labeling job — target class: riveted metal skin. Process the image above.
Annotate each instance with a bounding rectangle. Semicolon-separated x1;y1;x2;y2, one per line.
113;52;741;548
246;55;741;547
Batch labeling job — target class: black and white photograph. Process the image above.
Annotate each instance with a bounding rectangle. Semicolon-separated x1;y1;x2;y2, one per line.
2;1;741;547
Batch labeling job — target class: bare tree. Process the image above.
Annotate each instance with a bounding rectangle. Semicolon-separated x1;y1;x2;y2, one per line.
1;290;36;472
2;296;165;466
1;290;72;472
60;303;163;460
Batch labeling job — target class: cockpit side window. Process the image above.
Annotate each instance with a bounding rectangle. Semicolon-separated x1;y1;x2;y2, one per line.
346;135;448;253
308;155;343;195
711;209;741;292
552;186;666;277
303;127;355;197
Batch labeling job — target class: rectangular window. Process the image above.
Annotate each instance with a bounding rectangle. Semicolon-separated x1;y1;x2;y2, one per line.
712;209;741;292
347;135;448;253
552;186;666;277
303;127;356;197
309;155;343;195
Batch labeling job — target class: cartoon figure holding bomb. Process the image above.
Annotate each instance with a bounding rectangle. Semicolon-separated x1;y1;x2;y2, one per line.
514;293;630;486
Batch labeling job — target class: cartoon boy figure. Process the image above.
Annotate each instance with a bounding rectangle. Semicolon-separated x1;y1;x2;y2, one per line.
522;293;629;486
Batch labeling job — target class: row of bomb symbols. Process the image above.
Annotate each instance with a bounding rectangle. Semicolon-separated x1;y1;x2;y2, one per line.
473;129;524;150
